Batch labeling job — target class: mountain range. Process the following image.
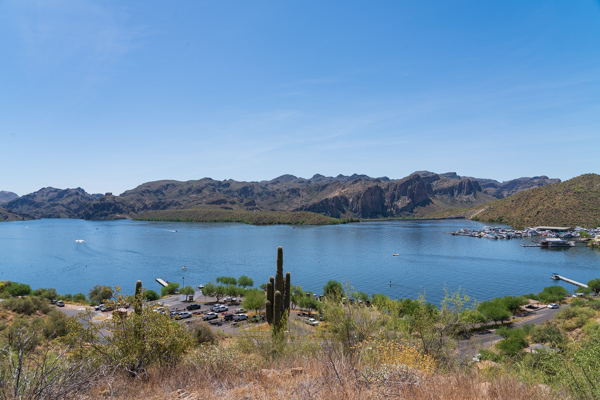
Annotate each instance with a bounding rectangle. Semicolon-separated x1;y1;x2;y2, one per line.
0;172;559;223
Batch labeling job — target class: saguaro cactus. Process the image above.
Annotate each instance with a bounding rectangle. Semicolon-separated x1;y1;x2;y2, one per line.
134;280;143;314
265;246;291;333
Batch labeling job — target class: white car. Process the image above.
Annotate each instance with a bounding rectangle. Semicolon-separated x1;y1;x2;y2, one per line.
547;303;559;309
211;305;228;312
202;312;218;321
306;318;320;326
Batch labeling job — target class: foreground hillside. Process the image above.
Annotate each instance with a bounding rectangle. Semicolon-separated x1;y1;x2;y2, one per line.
2;276;600;400
1;172;559;222
471;174;600;228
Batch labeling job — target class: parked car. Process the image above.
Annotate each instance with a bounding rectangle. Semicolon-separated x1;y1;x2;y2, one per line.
186;303;202;311
548;303;560;309
211;305;228;312
177;312;192;319
56;300;65;307
235;308;247;314
101;305;114;312
306;318;320;326
202;312;218;321
233;314;248;321
223;313;235;321
248;314;265;323
94;304;104;311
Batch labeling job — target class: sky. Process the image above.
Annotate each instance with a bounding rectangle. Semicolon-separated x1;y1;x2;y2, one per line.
1;1;599;196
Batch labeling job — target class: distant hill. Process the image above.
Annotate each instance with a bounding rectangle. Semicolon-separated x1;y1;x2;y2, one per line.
0;207;29;222
0;172;561;223
470;174;600;228
3;187;102;219
0;191;19;204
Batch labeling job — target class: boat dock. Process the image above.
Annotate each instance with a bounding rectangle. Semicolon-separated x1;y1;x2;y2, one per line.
551;273;588;288
155;278;169;287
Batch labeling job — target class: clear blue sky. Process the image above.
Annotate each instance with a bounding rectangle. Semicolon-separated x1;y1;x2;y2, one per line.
1;1;599;196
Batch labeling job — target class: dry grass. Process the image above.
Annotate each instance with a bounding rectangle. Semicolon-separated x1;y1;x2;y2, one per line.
82;343;565;400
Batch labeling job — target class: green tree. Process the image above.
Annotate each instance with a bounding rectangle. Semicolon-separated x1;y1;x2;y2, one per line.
242;288;266;313
290;285;304;310
6;282;32;297
237;275;254;288
201;282;217;298
478;301;511;325
88;285;113;303
225;284;240;298
323;280;344;298
160;282;179;297
35;288;58;301
588;278;600;294
297;296;320;315
72;293;86;303
500;296;528;314
178;286;195;296
216;276;237;286
214;285;226;302
144;290;159;301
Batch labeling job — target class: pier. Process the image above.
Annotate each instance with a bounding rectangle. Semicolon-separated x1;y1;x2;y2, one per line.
155;278;169;287
551;273;588;288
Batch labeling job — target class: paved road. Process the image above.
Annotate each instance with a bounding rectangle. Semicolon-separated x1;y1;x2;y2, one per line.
460;305;561;361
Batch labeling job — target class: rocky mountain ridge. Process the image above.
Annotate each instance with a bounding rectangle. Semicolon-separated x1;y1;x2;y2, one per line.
1;172;560;221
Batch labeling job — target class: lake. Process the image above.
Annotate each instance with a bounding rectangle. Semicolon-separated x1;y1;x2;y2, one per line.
2;218;599;305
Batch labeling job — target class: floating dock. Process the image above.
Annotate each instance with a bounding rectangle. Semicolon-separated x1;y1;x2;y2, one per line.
155;278;169;287
551;273;588;288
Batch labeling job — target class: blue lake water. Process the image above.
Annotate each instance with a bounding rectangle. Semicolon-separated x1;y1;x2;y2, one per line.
2;218;600;305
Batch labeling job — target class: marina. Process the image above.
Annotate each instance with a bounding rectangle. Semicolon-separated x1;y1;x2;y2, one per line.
449;225;600;243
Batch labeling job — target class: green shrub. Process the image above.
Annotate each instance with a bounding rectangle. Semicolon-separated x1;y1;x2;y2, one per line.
73;293;86;303
161;282;180;297
6;282;32;297
530;323;566;347
145;290;159;301
42;309;71;339
2;296;50;315
188;321;217;345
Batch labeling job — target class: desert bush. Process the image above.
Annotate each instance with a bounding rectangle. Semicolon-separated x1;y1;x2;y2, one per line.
187;321;217;345
356;336;436;387
0;328;95;400
529;323;566;348
186;345;263;377
2;296;50;316
42;309;71;340
67;291;193;378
